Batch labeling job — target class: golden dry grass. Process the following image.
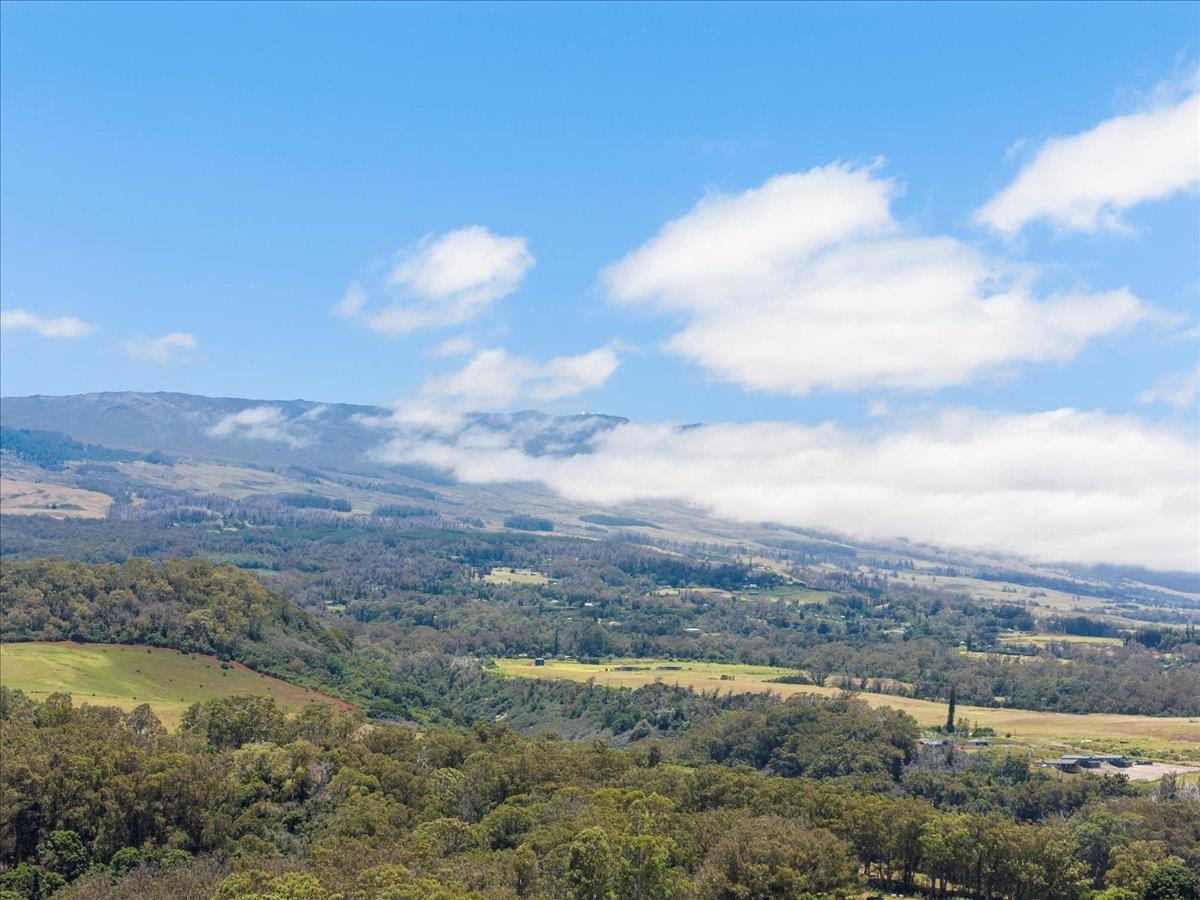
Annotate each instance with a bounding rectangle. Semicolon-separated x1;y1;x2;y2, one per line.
484;567;550;585
496;657;1200;760
999;632;1123;647
0;478;112;518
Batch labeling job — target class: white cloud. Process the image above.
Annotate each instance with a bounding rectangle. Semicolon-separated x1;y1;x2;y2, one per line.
1137;365;1200;409
607;163;1150;395
608;164;896;310
331;282;367;318
975;89;1200;235
374;408;1199;571
386;344;621;430
1;308;98;339
430;335;476;357
422;345;619;405
123;331;197;363
334;227;534;336
206;405;314;447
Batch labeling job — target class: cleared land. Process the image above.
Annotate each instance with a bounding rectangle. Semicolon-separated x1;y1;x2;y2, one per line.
484;567;550;585
1119;762;1200;782
0;478;112;518
114;461;375;515
999;632;1124;647
752;585;833;604
496;657;1200;761
0;642;348;728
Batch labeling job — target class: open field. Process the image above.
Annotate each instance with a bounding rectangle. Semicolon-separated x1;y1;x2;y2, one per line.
0;478;112;518
113;461;377;514
484;567;550;585
1119;762;1200;782
752;585;833;604
496;657;1200;761
885;569;1081;608
878;567;1185;630
0;642;349;728
999;632;1124;647
655;586;731;598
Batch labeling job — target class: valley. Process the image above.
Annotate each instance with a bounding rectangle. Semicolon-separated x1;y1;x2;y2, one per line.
2;392;1198;899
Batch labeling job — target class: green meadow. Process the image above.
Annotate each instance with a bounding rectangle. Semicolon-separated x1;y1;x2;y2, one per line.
0;641;347;729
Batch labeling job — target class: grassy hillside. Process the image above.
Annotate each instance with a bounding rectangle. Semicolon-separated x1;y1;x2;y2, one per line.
0;557;429;721
0;642;347;728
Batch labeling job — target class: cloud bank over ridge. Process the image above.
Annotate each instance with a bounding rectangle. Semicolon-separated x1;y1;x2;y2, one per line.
371;407;1198;571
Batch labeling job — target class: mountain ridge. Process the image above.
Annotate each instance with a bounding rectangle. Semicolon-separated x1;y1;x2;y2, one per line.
0;390;628;476
3;390;1198;592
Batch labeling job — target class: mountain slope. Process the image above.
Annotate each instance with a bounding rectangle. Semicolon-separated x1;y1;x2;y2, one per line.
0;391;626;476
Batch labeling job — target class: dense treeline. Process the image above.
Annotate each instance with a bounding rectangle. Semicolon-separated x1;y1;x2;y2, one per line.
0;429;156;471
502;515;555;532
277;493;352;512
2;690;1197;899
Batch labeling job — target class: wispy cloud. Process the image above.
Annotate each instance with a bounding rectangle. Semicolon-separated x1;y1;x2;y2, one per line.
1;308;98;339
375;408;1199;571
1137;364;1200;409
206;405;314;447
607;163;1150;395
430;335;476;358
333;226;534;336
390;343;621;428
975;82;1200;235
122;331;198;363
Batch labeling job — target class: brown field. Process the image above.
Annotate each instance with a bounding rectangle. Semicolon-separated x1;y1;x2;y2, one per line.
0;478;112;518
496;657;1200;761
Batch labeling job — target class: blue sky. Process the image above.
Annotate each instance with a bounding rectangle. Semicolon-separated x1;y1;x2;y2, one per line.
2;2;1198;568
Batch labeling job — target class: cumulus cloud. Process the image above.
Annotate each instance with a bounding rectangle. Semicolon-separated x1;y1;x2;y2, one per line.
206;406;314;447
607;163;1150;394
975;89;1200;235
122;331;197;363
1137;365;1200;409
333;227;534;336
373;408;1199;571
390;344;621;429
1;308;98;339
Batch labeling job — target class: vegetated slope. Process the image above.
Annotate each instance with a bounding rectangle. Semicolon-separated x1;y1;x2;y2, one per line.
0;557;424;720
5;516;1198;719
0;642;346;728
3;688;1196;900
0;427;154;470
0;557;770;742
0;391;626;477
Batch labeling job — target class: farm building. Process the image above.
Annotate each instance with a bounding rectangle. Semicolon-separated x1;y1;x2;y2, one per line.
1040;754;1130;771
